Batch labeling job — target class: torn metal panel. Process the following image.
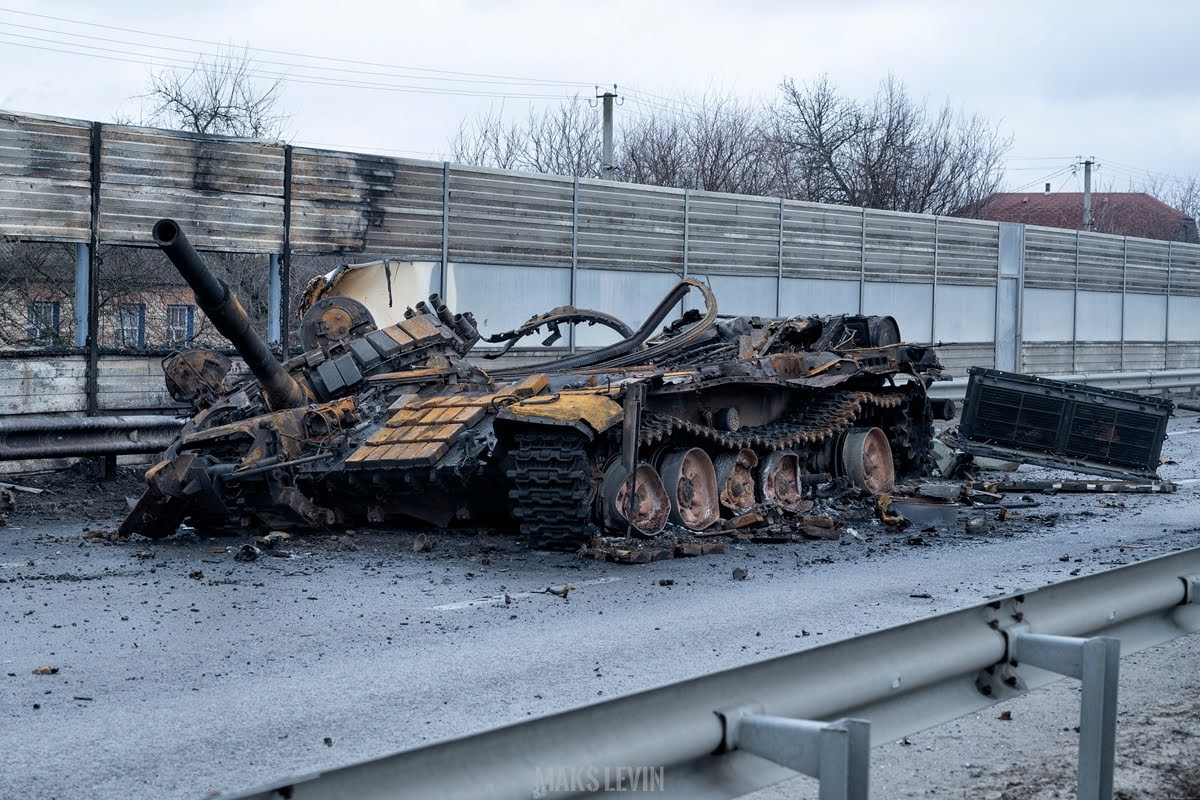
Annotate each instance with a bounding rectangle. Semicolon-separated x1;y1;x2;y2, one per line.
957;367;1173;481
303;260;437;329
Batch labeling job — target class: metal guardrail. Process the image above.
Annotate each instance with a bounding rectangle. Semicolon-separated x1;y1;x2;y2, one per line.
0;414;183;460
226;547;1200;800
929;368;1200;400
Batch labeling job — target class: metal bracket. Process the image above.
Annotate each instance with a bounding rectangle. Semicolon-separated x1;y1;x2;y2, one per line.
975;595;1028;699
1009;632;1121;800
1181;574;1200;604
717;705;869;800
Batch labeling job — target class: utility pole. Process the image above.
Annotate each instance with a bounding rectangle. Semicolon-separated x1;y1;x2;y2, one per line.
598;85;618;180
1082;157;1095;231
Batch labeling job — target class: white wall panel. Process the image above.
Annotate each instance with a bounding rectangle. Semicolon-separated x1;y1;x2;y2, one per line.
1073;291;1122;341
933;285;995;343
1123;293;1167;341
702;275;777;317
574;269;681;347
448;263;570;345
1169;295;1200;341
863;282;933;343
1021;288;1074;342
779;278;860;317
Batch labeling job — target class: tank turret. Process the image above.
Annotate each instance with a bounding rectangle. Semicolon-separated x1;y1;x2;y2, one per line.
152;218;306;410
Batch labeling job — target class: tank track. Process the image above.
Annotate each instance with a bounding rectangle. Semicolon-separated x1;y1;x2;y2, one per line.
503;430;597;551
639;391;904;452
882;395;935;476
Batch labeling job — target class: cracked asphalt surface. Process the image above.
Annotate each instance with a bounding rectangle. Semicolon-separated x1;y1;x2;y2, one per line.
2;417;1199;799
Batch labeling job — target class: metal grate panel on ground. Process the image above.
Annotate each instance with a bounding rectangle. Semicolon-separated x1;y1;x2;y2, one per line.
958;367;1172;480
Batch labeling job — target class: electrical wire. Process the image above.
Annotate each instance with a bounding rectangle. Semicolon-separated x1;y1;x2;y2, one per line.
0;33;574;99
0;6;599;88
1009;164;1075;192
0;18;593;91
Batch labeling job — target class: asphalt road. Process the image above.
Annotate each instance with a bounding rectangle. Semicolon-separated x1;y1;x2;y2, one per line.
3;417;1200;800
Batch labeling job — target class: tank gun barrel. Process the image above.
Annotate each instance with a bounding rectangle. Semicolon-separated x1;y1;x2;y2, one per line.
152;218;305;410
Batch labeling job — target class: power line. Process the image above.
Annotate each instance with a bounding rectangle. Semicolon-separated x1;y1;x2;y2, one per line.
0;18;594;91
1005;155;1082;161
0;6;599;88
0;33;575;100
1009;164;1075;192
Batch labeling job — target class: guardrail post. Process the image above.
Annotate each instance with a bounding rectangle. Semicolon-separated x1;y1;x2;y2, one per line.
721;707;869;800
1010;633;1120;800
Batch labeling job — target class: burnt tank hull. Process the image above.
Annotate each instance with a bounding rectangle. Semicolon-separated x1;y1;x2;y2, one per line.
120;222;948;549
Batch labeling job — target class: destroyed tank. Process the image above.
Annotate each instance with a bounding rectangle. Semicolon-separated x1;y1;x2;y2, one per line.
119;219;952;549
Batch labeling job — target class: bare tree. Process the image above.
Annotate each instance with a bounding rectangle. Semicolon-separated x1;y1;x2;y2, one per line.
622;92;778;195
1137;173;1200;240
451;95;602;177
449;105;525;170
449;77;1009;214
774;75;1011;213
138;46;289;139
620;114;690;187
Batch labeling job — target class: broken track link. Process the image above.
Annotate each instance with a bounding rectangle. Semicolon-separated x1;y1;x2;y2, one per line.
503;430;598;551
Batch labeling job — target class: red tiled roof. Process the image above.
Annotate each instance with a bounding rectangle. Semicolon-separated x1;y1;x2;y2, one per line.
967;192;1199;243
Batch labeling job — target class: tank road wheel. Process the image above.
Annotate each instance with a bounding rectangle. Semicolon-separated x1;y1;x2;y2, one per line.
599;462;670;537
841;427;895;494
660;447;720;531
759;450;805;512
714;449;758;516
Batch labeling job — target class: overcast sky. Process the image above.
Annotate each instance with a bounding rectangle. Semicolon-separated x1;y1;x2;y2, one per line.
1;0;1196;197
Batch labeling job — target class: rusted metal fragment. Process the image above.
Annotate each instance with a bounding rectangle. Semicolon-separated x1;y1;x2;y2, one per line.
497;393;623;437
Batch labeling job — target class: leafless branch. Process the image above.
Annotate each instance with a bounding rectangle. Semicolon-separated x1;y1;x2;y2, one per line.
140;45;289;139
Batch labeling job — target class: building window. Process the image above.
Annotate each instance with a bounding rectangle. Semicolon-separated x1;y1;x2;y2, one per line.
27;300;61;346
116;303;146;348
167;304;195;348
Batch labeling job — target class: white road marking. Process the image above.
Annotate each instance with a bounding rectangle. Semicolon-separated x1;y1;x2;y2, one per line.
1168;428;1200;437
428;576;621;610
1173;478;1200;486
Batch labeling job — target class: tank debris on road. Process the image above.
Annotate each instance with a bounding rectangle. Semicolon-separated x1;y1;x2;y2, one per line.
118;219;952;550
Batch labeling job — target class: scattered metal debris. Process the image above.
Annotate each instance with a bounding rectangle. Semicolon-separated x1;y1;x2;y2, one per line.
532;584;573;601
0;481;43;495
234;544;261;562
967;479;1176;495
